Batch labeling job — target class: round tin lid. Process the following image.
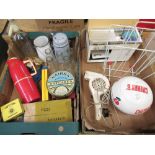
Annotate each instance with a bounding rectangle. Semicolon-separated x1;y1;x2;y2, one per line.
34;36;49;47
53;33;69;47
47;71;75;97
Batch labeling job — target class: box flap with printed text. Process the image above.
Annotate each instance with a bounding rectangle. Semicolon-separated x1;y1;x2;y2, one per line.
14;19;85;32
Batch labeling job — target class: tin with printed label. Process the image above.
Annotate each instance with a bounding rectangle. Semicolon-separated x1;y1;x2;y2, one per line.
47;71;75;97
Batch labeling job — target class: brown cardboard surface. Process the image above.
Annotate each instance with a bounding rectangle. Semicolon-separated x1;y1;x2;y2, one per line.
142;32;155;72
0;64;13;100
80;48;155;133
0;20;7;33
23;99;73;122
14;19;84;32
0;58;7;75
80;28;86;49
88;19;139;30
10;88;20;101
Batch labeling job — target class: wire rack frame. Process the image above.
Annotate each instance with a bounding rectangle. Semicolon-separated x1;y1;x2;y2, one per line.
98;22;155;81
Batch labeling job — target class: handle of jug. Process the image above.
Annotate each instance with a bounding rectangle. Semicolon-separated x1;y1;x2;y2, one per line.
23;59;37;76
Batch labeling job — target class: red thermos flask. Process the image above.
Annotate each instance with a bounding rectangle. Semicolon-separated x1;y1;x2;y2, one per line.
7;57;41;103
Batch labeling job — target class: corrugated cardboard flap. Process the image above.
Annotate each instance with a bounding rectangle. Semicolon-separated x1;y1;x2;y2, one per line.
88;19;139;30
0;20;7;33
14;19;84;32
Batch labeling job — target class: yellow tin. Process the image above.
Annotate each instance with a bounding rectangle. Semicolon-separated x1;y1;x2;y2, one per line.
1;98;24;122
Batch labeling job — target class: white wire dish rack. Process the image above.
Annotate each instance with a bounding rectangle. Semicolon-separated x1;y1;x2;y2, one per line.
87;24;142;62
87;22;155;81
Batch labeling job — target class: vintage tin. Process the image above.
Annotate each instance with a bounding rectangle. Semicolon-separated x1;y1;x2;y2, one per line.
1;98;24;122
47;71;75;97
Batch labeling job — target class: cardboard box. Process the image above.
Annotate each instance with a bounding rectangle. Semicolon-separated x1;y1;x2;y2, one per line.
14;19;84;32
80;19;155;134
24;99;72;122
3;19;155;135
0;19;83;135
88;19;139;30
0;20;7;33
80;48;155;134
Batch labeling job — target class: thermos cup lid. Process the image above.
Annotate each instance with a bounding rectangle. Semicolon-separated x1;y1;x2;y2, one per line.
8;57;18;60
7;57;18;63
53;33;69;47
34;36;49;47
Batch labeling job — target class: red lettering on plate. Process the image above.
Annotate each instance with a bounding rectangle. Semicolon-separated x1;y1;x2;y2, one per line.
135;107;150;115
143;87;148;94
127;84;130;90
132;85;135;91
126;84;148;94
